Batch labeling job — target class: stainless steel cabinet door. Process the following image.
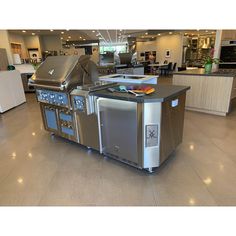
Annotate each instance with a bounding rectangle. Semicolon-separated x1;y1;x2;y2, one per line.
98;98;139;165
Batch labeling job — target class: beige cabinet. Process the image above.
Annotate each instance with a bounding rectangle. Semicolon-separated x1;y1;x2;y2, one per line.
231;77;236;99
221;30;236;41
0;48;9;70
173;74;235;116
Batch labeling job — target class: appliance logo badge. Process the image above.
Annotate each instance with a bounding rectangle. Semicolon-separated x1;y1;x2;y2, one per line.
48;69;55;75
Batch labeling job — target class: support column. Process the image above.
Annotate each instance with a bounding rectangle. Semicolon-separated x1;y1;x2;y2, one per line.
212;30;222;71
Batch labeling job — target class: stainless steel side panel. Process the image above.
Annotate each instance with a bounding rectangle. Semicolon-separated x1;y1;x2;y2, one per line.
142;102;161;168
75;112;100;150
97;98;142;166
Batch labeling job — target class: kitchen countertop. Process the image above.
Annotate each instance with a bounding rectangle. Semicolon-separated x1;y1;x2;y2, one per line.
173;68;236;77
99;74;158;84
14;64;35;74
91;84;190;103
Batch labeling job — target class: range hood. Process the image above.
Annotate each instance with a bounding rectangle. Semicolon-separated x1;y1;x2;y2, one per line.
201;37;211;49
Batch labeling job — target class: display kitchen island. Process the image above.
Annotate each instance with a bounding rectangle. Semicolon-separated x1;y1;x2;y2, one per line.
173;69;236;116
30;55;190;172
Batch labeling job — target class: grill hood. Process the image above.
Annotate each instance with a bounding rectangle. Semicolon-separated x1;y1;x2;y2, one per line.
29;55;98;91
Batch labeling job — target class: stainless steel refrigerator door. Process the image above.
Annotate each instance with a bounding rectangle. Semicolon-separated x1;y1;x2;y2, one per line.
98;98;141;166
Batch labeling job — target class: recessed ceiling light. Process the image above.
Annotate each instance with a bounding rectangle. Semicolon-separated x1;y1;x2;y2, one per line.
22;30;26;33
211;31;215;34
92;30;95;33
169;32;172;34
61;37;63;40
120;29;122;31
66;29;70;31
203;177;212;185
189;198;195;205
128;35;131;37
32;33;35;36
61;31;64;34
158;33;161;36
189;144;194;150
83;39;86;41
50;29;54;32
79;36;82;39
68;36;71;39
17;178;23;184
145;32;148;35
66;39;69;41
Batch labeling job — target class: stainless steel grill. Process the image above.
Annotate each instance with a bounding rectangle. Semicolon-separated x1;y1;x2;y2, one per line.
29;55;99;142
29;55;116;148
29;55;98;92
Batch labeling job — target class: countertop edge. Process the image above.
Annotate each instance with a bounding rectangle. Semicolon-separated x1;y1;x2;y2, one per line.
173;69;236;77
91;86;190;103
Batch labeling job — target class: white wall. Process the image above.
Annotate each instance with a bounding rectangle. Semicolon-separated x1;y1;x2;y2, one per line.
8;33;27;58
0;30;13;64
136;33;184;68
40;35;62;54
136;41;157;53
156;34;183;67
24;36;42;58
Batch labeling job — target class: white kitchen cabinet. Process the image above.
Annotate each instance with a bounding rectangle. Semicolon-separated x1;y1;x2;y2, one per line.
0;70;26;113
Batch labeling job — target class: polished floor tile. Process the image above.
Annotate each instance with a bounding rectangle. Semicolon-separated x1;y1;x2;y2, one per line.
0;90;236;206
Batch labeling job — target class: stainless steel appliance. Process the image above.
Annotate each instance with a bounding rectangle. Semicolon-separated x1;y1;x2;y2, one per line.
71;81;117;150
29;55;99;142
220;40;236;68
96;92;187;172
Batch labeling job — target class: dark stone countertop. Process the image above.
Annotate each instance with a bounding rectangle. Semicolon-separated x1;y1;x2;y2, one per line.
173;68;236;77
91;84;190;103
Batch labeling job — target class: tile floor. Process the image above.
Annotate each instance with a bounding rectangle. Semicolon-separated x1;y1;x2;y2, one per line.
0;90;236;206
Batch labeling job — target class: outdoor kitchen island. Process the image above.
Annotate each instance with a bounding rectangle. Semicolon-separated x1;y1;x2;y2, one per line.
92;84;190;172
